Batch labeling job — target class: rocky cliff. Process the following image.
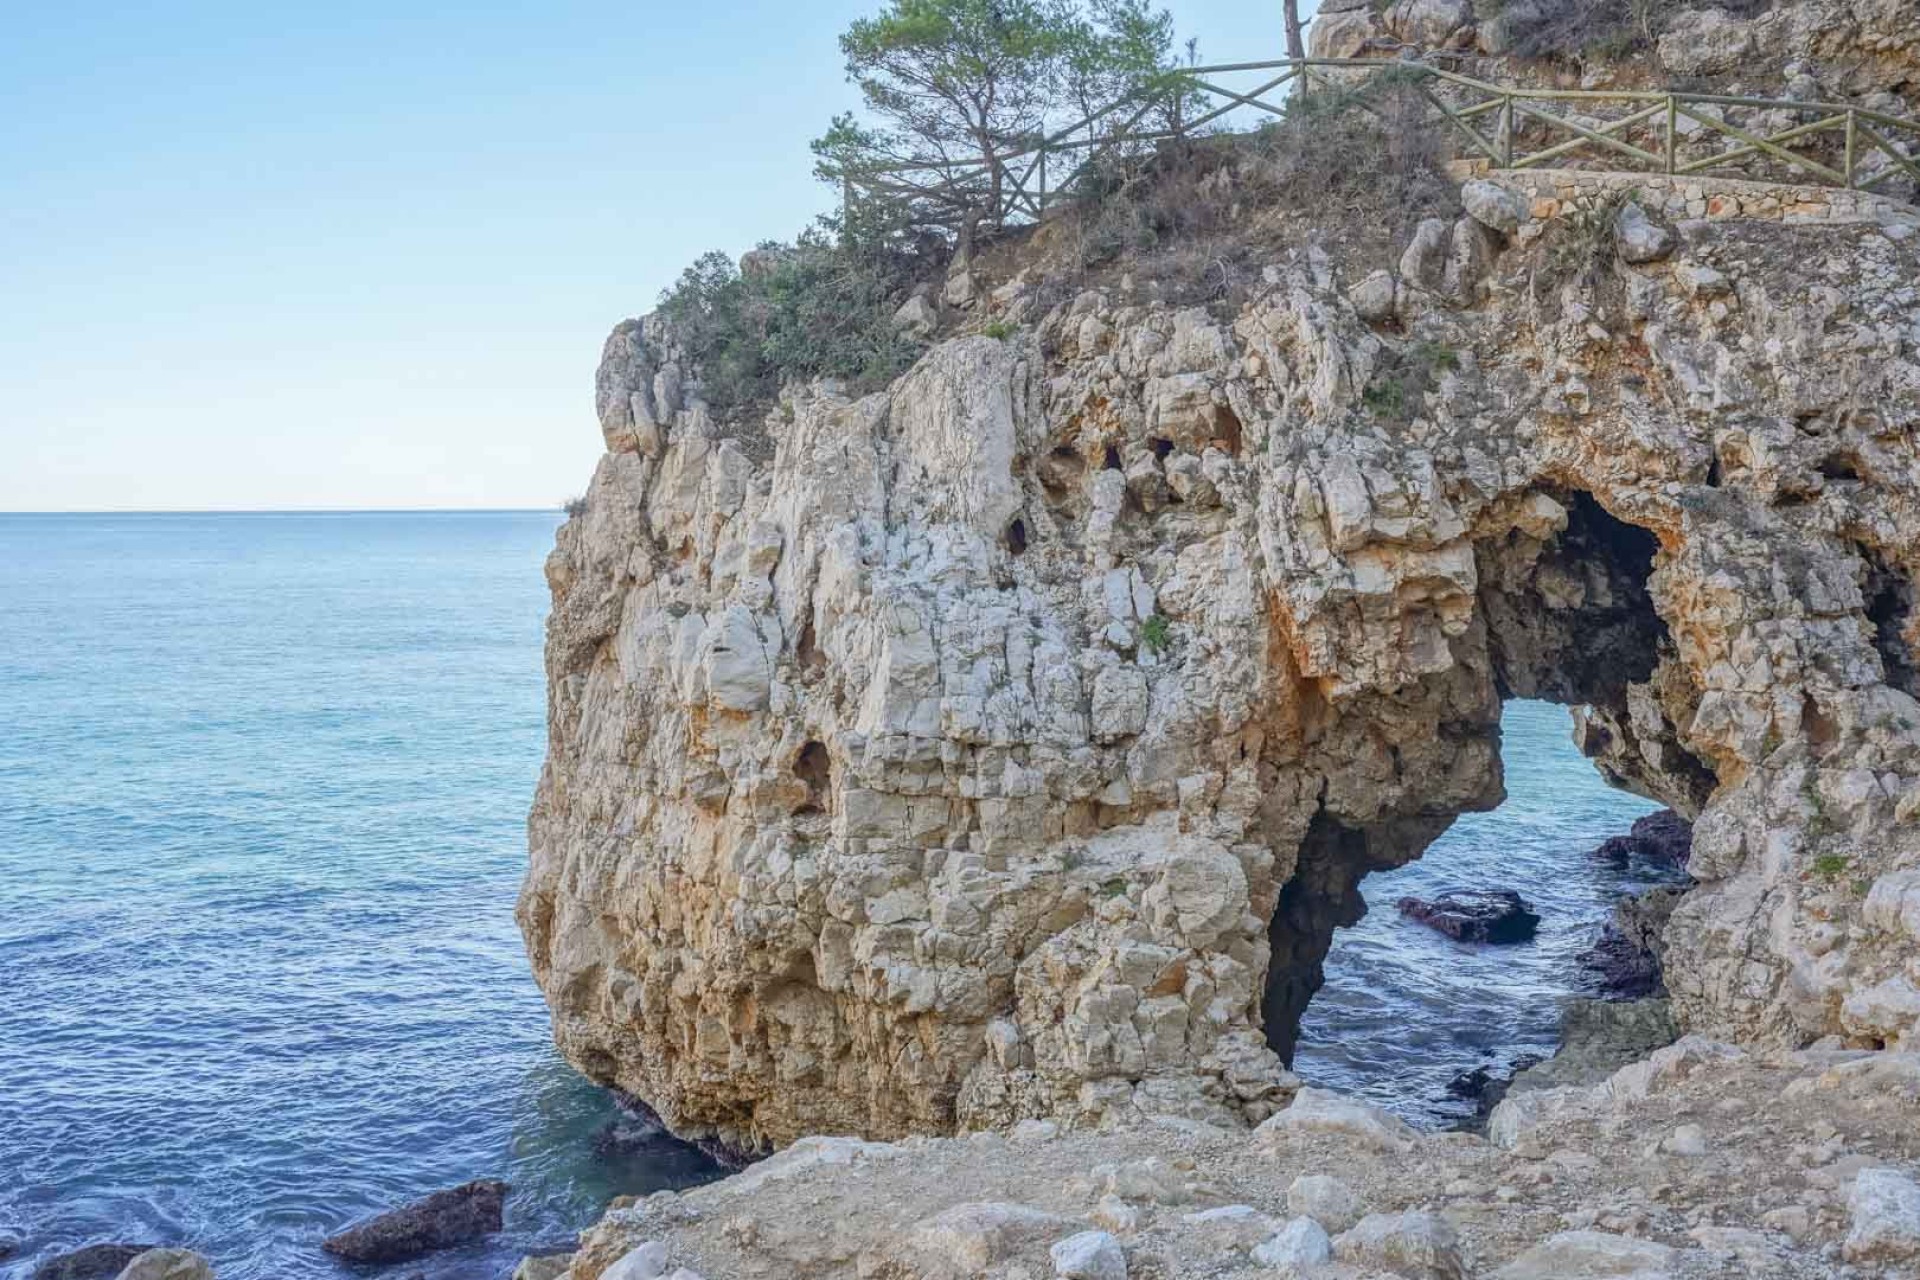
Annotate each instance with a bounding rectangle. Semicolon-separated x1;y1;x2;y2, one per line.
519;146;1920;1158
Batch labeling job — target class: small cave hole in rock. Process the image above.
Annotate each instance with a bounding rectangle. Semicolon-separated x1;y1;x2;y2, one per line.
1816;451;1863;483
793;740;831;816
1860;543;1919;698
795;616;825;672
1102;444;1123;471
1148;436;1174;460
1004;517;1030;556
1037;446;1087;504
1213;403;1244;457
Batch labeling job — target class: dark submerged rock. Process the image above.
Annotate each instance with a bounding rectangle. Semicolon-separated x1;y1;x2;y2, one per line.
1590;808;1693;867
1580;883;1689;999
1445;1054;1545;1131
1396;889;1541;944
31;1244;163;1280
321;1179;508;1264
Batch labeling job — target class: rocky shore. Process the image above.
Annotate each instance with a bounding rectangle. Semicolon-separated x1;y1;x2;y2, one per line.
523;1039;1920;1278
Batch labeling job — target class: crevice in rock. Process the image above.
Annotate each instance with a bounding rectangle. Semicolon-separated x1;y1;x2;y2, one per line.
1213;403;1244;457
1004;516;1030;556
794;740;831;816
1860;542;1918;698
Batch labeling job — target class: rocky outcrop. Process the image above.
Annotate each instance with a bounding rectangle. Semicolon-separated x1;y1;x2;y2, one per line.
31;1247;164;1280
1591;808;1693;866
1396;889;1541;944
321;1180;508;1263
1312;0;1920;106
521;163;1920;1154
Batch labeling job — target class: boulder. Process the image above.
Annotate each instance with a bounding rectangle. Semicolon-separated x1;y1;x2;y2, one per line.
321;1179;509;1264
1335;1212;1467;1280
1845;1167;1920;1263
603;1242;670;1280
1255;1088;1418;1152
1658;7;1757;76
1461;180;1531;235
1287;1174;1364;1233
32;1245;164;1280
112;1252;211;1280
894;293;940;341
1613;204;1675;265
1399;218;1452;292
1492;1230;1677;1278
1049;1230;1126;1280
912;1203;1074;1273
1252;1217;1333;1269
514;1254;575;1280
1348;269;1399;322
1396;889;1540;944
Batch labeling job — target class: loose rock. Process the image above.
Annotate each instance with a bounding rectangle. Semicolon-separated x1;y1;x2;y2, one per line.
1049;1230;1126;1280
111;1251;212;1280
1492;1229;1677;1278
1286;1174;1364;1233
32;1245;163;1280
1251;1216;1332;1269
321;1179;508;1263
1255;1089;1418;1152
1845;1167;1920;1263
1334;1211;1466;1280
1613;202;1676;264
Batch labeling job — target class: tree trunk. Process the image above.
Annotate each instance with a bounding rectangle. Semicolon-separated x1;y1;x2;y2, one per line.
1284;0;1306;61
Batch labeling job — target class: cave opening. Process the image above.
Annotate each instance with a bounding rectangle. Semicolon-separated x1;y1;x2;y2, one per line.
1861;542;1918;699
1266;490;1712;1123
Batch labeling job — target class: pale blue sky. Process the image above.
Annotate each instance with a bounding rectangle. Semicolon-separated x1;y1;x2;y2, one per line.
1;2;1314;511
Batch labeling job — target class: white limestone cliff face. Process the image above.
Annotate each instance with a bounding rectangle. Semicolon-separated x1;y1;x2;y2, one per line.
520;171;1920;1155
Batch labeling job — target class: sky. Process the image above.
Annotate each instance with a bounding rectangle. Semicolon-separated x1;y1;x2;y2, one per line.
1;2;1316;511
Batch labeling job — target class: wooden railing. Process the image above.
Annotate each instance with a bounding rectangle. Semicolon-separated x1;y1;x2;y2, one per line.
846;58;1920;226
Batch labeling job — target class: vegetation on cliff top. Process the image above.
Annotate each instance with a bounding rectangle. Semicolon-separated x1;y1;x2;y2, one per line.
655;0;1457;421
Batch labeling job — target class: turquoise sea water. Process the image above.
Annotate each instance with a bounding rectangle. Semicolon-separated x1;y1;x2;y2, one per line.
0;513;714;1280
0;511;1675;1277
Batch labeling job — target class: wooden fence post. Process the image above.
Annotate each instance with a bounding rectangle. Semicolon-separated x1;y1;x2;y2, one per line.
1666;95;1677;175
1845;109;1857;187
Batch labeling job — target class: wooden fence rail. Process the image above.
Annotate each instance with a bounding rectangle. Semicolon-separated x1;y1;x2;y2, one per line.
845;57;1920;227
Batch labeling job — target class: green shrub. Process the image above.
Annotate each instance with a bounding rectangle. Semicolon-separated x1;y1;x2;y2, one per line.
983;320;1018;340
655;231;930;420
1139;613;1172;653
1811;853;1850;879
562;495;589;518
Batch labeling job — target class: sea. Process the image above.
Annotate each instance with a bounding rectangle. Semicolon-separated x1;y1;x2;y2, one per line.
0;511;1681;1278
